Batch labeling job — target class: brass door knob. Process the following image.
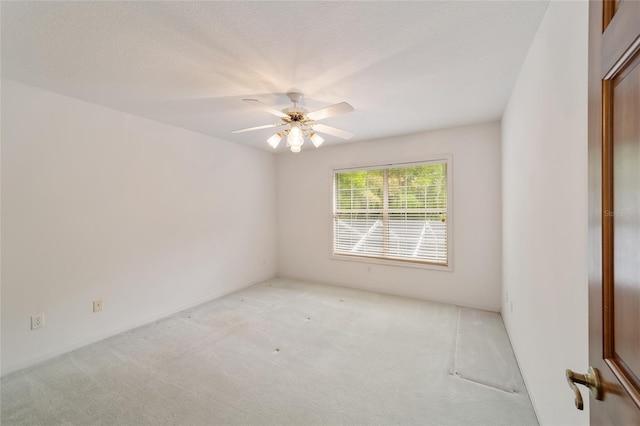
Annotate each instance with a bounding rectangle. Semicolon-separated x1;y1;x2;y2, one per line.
566;366;603;410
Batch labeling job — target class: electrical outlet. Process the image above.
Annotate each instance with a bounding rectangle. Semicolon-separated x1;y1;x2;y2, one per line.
31;313;45;330
93;299;103;312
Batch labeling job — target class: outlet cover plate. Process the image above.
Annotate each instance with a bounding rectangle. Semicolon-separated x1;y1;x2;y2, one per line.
31;313;44;330
93;300;103;312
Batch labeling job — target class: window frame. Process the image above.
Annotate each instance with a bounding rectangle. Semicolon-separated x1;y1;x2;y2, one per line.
330;155;453;271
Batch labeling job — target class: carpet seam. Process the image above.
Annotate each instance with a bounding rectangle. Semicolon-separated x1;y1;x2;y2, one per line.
454;374;518;395
448;306;462;376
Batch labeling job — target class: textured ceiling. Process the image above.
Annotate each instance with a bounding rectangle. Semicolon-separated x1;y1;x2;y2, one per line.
1;1;548;152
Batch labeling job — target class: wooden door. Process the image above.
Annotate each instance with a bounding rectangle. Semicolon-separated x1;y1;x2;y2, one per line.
588;0;640;424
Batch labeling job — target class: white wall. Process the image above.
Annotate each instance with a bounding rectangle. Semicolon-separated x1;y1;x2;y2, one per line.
1;79;277;375
277;122;502;311
501;2;589;425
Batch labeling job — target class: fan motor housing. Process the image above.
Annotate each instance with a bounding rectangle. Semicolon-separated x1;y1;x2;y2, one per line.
283;107;307;122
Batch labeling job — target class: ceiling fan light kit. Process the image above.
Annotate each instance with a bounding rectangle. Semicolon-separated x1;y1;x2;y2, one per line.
310;133;324;148
231;91;354;153
267;133;283;148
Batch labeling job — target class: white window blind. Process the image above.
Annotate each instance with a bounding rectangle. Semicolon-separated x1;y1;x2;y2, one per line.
333;160;449;266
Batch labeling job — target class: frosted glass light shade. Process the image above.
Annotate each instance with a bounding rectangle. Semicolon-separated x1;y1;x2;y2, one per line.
310;133;324;148
290;145;301;153
267;133;282;148
287;126;304;147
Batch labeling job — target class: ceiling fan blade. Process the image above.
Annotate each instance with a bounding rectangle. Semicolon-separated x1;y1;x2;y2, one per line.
230;123;279;134
243;99;289;119
313;123;354;140
306;102;354;121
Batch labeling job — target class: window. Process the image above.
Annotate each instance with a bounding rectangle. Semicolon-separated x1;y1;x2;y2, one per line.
333;158;450;267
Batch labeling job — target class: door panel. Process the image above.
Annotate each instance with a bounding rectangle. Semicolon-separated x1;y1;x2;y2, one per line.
589;0;640;424
612;57;640;389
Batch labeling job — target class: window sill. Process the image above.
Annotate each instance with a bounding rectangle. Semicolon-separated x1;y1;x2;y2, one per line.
330;253;453;272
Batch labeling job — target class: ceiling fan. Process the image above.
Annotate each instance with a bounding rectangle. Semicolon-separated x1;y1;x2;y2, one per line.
231;91;354;153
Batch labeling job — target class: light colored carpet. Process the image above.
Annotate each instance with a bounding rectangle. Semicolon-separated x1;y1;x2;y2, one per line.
1;278;538;425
